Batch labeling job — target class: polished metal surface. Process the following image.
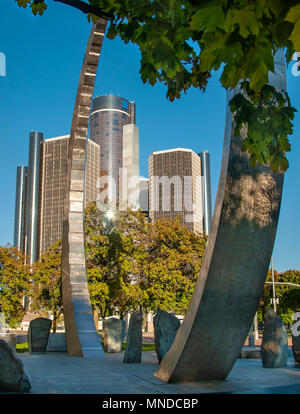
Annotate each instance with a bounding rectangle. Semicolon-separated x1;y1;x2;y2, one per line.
61;20;107;357
154;50;286;382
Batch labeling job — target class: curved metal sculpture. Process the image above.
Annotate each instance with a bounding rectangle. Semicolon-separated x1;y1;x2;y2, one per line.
154;50;286;382
61;21;287;377
62;19;107;357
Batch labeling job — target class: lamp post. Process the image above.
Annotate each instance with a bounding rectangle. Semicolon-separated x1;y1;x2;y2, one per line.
270;256;278;312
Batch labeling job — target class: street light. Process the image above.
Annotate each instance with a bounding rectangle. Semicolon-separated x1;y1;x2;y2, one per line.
270;255;278;312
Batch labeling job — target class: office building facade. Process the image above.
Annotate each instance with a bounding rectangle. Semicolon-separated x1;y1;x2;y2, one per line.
13;133;100;261
139;177;149;214
149;148;203;234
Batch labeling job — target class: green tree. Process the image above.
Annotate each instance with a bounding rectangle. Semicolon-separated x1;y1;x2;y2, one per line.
84;204;207;319
0;245;30;328
258;269;300;326
141;216;207;315
30;241;63;332
84;202;146;321
275;270;300;326
15;0;299;171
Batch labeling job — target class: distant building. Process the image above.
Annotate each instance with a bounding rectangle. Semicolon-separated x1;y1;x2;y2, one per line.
198;151;212;234
13;166;27;252
89;95;139;206
24;131;44;264
149;148;203;234
139;177;149;214
13;133;100;261
39;135;100;255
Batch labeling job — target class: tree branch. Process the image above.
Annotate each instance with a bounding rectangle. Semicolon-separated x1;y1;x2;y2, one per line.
53;0;113;20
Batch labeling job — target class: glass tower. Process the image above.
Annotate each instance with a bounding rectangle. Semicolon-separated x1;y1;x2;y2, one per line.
198;151;212;234
13;166;27;251
89;95;137;203
25;131;43;264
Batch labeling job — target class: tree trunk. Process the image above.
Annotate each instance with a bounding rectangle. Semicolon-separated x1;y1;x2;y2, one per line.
52;311;57;333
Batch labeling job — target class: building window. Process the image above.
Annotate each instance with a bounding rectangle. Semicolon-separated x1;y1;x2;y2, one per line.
93;113;98;119
113;119;119;126
122;99;129;110
113;128;119;131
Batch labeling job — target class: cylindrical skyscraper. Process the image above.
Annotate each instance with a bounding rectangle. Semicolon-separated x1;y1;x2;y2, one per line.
25;131;43;264
89;95;137;203
198;151;212;235
13;165;27;252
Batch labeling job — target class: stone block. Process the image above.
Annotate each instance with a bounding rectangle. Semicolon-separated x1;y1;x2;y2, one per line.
123;311;142;363
0;334;17;351
0;340;31;392
154;309;180;363
46;333;67;352
261;308;288;368
28;318;52;353
240;347;261;359
103;318;126;353
292;333;300;364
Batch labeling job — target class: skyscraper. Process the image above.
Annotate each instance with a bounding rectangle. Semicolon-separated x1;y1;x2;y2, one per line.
198;151;212;234
39;135;100;255
121;123;140;209
13;133;100;261
149;148;203;234
25;131;43;264
13;166;27;252
89;95;138;205
139;177;149;214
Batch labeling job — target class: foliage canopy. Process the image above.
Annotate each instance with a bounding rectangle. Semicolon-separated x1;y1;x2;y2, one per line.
84;203;207;318
0;246;30;328
30;240;63;332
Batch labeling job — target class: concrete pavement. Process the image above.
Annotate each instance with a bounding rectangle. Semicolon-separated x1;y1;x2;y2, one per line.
7;351;300;394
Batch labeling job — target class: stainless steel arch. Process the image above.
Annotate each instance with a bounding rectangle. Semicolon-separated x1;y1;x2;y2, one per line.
154;50;286;382
61;20;107;357
62;21;287;377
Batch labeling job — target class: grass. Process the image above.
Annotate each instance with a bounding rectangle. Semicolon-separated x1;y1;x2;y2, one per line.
16;342;28;353
16;341;156;353
122;342;155;352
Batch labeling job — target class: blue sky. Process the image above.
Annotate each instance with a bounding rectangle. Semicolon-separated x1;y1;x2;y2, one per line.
0;1;299;272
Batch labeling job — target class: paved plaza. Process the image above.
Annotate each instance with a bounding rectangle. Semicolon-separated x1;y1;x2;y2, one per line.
9;350;300;394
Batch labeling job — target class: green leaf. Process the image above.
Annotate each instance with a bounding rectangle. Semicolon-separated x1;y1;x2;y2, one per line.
190;2;225;32
289;21;300;50
224;9;260;38
285;4;300;49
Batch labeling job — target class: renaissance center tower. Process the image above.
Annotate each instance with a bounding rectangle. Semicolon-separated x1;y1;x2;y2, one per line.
89;95;139;208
